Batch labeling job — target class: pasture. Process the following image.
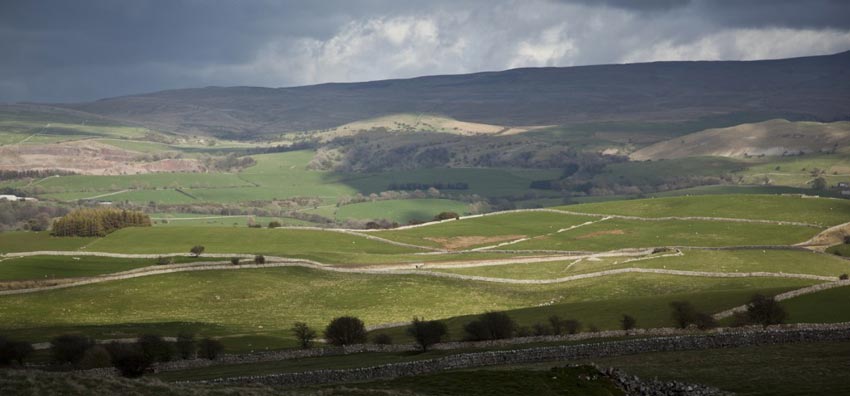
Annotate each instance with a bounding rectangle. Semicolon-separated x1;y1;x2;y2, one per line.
0;267;814;346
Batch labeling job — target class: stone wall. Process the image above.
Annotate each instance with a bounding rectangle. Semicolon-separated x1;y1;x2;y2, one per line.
204;325;850;388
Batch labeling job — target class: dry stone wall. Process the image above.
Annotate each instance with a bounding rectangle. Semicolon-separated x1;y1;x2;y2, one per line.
204;325;850;387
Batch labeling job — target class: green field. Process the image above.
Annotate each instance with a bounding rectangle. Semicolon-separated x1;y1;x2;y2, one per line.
584;341;850;396
376;211;597;249
0;267;813;346
562;194;850;226
79;227;420;263
507;218;817;251
316;198;471;223
431;250;850;280
0;255;204;281
0;232;95;254
781;284;850;324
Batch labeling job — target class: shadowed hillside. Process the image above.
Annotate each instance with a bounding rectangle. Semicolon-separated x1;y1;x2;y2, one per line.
53;51;850;138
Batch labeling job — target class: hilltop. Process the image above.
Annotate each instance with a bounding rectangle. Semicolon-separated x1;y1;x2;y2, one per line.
42;51;850;138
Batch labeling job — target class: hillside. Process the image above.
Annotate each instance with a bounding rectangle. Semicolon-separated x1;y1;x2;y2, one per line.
52;51;850;138
631;119;850;160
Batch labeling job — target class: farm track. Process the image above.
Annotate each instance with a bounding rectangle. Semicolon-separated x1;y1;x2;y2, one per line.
0;248;842;295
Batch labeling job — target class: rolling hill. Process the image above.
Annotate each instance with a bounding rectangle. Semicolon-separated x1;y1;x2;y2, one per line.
631;119;850;160
44;51;850;138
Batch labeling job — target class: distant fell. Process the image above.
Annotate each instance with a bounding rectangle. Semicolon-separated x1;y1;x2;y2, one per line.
55;51;850;138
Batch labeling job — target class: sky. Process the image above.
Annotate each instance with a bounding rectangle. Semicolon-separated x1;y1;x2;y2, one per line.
2;0;850;103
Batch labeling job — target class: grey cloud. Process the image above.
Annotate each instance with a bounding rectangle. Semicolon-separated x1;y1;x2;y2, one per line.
1;0;848;102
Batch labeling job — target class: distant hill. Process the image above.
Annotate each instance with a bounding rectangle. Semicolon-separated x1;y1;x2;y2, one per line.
48;51;850;138
630;119;850;160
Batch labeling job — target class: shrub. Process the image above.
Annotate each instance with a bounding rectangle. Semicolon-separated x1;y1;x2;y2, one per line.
620;314;637;330
175;332;196;359
197;338;224;360
730;312;751;327
670;301;697;329
532;322;550;336
268;221;282;228
548;315;563;335
746;294;787;327
254;255;266;264
843;235;850;244
291;322;317;349
230;257;240;265
433;211;460;221
137;334;174;363
463;311;516;341
694;312;719;330
324;316;368;346
372;334;393;345
0;337;34;366
50;334;94;364
407;317;448;351
563;319;582;335
156;256;174;265
190;245;205;257
840;273;849;280
78;345;112;369
109;344;153;378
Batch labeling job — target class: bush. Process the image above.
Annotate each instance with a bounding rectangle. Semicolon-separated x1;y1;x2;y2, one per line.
463;311;516;341
190;245;205;257
156;256;174;265
137;334;174;363
746;294;787;327
0;337;34;366
840;273;849;280
620;314;637;330
433;211;460;221
175;332;196;359
197;338;224;360
406;317;448;351
50;334;94;364
254;255;266;264
291;322;317;349
230;257;240;265
324;316;368;346
670;301;697;329
548;315;563;335
268;221;282;228
78;345;112;369
563;319;582;335
372;334;393;345
694;312;719;330
109;344;153;378
532;322;550;336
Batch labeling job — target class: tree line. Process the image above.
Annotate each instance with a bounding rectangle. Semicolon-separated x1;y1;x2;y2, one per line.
51;207;152;237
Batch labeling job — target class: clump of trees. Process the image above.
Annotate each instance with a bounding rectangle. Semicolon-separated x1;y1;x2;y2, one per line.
0;336;34;366
735;294;787;327
463;312;516;341
670;301;717;330
407;317;448;351
51;208;151;237
0;200;68;232
324;316;368;346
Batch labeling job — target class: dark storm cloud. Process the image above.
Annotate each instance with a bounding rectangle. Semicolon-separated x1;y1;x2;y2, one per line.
1;0;848;102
